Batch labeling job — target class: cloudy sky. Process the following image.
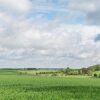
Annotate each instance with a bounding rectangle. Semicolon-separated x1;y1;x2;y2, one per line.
0;0;100;68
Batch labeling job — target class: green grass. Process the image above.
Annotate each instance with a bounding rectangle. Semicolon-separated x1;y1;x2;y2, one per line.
93;71;100;75
0;70;100;100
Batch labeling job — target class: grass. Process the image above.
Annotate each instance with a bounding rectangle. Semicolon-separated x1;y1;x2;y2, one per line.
0;70;100;100
93;71;100;75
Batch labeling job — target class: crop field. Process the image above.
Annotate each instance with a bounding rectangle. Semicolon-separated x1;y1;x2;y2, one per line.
0;70;100;100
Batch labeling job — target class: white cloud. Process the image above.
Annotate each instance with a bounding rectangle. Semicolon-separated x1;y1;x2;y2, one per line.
0;0;31;13
0;0;100;68
68;0;98;12
68;0;100;25
0;19;100;66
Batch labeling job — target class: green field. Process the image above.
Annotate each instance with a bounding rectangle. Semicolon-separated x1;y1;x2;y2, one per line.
0;70;100;100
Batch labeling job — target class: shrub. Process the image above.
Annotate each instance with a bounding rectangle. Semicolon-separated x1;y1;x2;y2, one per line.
51;73;57;76
99;74;100;78
94;73;98;77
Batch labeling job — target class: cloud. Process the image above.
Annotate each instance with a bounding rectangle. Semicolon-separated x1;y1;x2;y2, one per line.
68;0;100;25
68;0;98;12
0;0;31;13
0;0;100;68
0;18;100;67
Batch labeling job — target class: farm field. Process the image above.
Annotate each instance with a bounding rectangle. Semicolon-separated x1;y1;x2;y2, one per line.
0;70;100;100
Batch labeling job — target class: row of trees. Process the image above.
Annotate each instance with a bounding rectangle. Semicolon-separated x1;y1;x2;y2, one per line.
63;67;91;75
18;64;100;76
63;64;100;76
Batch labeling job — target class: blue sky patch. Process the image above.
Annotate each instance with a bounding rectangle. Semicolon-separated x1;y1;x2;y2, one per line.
95;34;100;42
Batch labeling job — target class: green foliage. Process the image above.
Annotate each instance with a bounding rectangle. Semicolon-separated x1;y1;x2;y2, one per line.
12;64;100;77
0;70;100;100
51;73;57;76
88;64;100;71
99;74;100;78
94;73;98;77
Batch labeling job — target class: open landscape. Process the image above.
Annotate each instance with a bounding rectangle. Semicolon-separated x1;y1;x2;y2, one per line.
0;0;100;100
0;64;100;100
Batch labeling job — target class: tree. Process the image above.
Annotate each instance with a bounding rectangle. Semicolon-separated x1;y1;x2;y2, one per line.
78;69;82;75
81;68;89;74
94;73;97;78
65;67;70;75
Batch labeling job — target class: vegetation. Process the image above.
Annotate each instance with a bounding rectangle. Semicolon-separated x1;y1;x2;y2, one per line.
0;71;100;100
17;64;100;77
0;64;100;100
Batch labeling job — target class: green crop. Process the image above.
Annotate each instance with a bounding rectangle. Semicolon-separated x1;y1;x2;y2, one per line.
0;70;100;100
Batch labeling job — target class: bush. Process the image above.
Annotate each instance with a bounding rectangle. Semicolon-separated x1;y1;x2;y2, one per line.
94;73;98;77
51;73;57;76
99;74;100;78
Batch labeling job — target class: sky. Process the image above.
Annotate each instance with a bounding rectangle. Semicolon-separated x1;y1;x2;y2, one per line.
0;0;100;68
